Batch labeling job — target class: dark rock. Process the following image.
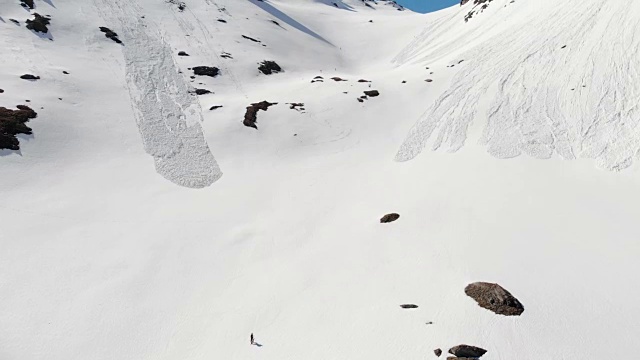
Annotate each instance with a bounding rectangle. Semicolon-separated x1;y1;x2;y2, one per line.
434;349;442;357
357;98;364;103
10;19;20;25
358;79;371;83
425;79;433;82
448;345;487;358
242;35;261;43
402;80;407;83
0;89;4;93
380;213;399;223
314;76;324;79
243;101;277;129
399;304;418;309
20;74;40;80
209;105;223;111
331;77;347;81
258;61;282;75
62;71;69;74
193;66;220;77
0;105;37;150
99;27;122;44
446;358;476;360
194;89;212;95
20;0;34;9
270;20;281;26
26;13;51;34
288;103;304;110
217;19;227;23
178;51;189;56
363;90;379;97
465;282;524;316
561;45;567;49
221;52;233;59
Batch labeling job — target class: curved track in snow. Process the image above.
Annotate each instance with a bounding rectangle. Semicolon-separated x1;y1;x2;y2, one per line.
93;0;222;188
395;0;640;171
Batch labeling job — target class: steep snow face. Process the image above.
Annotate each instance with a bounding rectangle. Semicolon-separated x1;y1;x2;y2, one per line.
395;0;640;170
2;1;640;360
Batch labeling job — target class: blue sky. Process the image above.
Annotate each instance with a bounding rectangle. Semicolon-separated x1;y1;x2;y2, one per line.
395;0;460;13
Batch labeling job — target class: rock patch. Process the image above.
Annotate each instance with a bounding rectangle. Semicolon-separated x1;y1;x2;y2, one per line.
434;349;442;357
0;105;37;150
380;213;399;223
209;105;223;111
178;51;189;56
465;282;524;316
20;74;40;80
26;13;51;34
243;101;277;129
192;66;220;77
193;89;212;95
399;304;418;309
242;35;261;43
448;345;487;358
20;0;34;9
331;77;347;82
258;60;282;75
99;27;122;44
364;90;380;97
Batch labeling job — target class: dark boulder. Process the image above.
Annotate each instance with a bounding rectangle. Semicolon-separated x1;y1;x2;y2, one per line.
380;213;399;223
99;27;122;44
243;101;277;129
448;345;487;358
0;89;4;94
399;304;418;309
425;79;433;82
357;79;371;83
20;0;34;9
258;61;282;75
434;349;442;357
209;105;223;111
0;105;37;150
364;90;380;97
242;35;260;43
193;66;220;77
178;51;189;56
26;13;50;34
465;282;524;316
331;77;347;81
194;89;212;95
20;74;40;80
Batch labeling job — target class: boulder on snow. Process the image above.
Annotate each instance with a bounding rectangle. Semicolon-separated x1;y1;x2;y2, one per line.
193;66;220;77
193;89;212;95
258;61;282;75
0;105;37;150
465;282;524;316
364;90;380;97
26;13;50;34
209;105;223;111
448;345;487;358
380;213;400;223
178;51;189;56
99;27;122;44
20;0;34;9
243;101;277;129
331;76;347;81
0;89;4;94
434;349;442;357
399;304;418;309
20;74;40;80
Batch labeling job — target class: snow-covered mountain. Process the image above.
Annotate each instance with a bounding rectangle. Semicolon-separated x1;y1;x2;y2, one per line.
1;0;639;359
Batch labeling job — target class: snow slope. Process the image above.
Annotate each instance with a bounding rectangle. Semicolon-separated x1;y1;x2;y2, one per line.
1;0;639;359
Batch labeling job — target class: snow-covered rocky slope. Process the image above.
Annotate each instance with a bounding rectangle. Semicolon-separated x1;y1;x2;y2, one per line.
1;0;639;359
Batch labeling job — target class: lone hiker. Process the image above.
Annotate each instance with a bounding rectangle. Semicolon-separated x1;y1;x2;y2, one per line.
250;333;254;345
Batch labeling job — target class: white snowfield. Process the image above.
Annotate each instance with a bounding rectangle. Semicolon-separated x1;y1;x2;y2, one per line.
1;0;639;359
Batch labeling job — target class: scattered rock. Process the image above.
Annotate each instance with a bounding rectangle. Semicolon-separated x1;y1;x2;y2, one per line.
357;98;364;103
242;35;261;43
402;80;406;83
399;304;418;309
99;27;122;44
288;103;304;110
193;66;220;77
0;105;37;150
258;60;282;75
331;76;347;81
0;89;4;94
380;213;399;223
363;90;380;97
465;282;524;316
358;79;371;83
9;19;20;25
425;79;433;82
209;105;223;111
26;13;51;34
270;20;281;26
217;19;227;23
178;51;189;56
221;52;233;59
20;0;34;9
20;74;40;80
448;345;487;358
434;349;442;357
194;89;212;95
243;101;277;129
561;45;567;49
62;71;69;74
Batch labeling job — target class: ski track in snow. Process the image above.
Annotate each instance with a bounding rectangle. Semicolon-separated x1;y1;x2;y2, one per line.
395;0;640;171
93;0;222;188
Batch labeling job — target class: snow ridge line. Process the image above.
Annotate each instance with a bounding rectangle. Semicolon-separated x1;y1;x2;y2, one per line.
93;0;222;188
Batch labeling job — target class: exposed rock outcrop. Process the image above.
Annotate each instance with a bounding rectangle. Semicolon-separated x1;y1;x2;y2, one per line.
20;74;40;80
258;61;282;75
448;345;487;358
380;213;399;223
193;66;220;77
243;101;277;129
0;105;37;150
26;13;50;34
434;349;442;357
465;282;524;316
99;27;122;44
364;90;380;97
